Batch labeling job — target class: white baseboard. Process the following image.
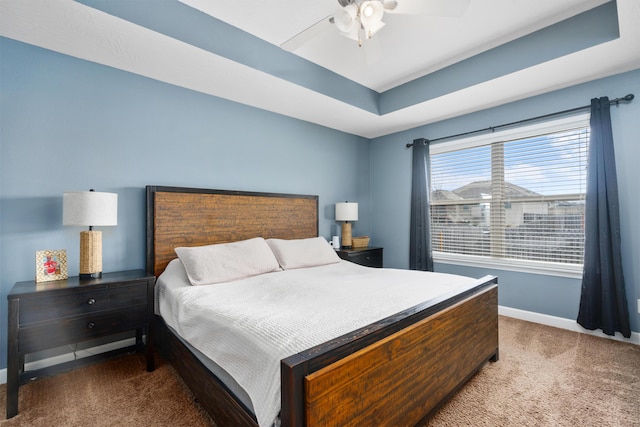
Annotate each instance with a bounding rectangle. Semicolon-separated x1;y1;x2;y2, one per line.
0;337;135;385
499;305;640;345
1;309;637;384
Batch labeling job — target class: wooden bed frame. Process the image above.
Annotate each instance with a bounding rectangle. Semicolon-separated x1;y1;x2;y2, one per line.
146;185;498;427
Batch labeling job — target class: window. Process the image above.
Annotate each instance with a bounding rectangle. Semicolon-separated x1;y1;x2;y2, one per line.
429;114;589;278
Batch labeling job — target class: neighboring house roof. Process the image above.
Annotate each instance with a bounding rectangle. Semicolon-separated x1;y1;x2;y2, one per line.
432;189;464;201
453;180;540;199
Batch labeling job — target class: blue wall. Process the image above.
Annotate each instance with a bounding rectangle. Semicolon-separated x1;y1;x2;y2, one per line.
1;35;638;373
370;69;640;334
0;38;371;369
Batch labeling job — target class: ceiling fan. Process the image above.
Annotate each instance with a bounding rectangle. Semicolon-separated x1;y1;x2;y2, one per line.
281;0;471;51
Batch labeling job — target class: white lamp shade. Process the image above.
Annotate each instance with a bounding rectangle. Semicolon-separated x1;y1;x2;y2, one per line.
335;202;358;222
63;191;118;227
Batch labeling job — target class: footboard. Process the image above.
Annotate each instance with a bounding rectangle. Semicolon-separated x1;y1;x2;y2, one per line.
281;277;498;427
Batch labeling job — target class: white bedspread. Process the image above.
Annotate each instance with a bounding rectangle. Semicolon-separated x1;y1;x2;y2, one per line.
156;259;478;427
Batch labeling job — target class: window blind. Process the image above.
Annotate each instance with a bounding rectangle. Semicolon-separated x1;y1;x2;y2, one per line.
430;118;589;266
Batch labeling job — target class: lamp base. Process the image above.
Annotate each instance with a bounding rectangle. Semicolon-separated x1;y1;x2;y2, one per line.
341;222;353;249
79;230;103;279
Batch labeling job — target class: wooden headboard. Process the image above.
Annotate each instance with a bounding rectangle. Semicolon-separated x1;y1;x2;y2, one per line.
146;186;319;277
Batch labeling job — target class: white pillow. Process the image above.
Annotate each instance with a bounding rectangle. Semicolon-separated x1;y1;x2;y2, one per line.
175;237;280;285
266;237;340;270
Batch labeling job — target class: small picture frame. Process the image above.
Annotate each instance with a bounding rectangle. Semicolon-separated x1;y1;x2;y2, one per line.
35;249;68;282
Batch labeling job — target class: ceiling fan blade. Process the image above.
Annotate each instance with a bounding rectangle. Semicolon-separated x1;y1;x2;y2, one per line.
387;0;471;16
280;14;333;52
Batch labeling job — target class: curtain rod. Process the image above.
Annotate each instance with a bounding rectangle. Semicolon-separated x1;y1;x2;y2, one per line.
406;93;634;148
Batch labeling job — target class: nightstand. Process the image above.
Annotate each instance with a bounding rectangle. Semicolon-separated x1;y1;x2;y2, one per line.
6;269;155;419
337;247;383;268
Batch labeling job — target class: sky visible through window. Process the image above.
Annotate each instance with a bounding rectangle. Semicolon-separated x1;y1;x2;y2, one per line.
431;127;589;197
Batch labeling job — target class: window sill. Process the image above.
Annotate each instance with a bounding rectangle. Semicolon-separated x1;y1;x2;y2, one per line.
433;252;583;279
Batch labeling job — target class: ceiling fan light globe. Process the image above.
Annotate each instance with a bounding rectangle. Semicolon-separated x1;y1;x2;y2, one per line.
362;3;374;18
360;1;384;23
359;1;384;39
334;4;359;33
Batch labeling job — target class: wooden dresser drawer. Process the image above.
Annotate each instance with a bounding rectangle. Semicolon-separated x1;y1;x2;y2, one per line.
19;282;147;324
19;309;147;353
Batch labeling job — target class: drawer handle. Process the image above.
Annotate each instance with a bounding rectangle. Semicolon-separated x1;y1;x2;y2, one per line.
87;322;95;329
87;298;96;305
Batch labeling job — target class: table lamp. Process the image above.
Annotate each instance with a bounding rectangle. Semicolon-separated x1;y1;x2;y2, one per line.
63;189;118;279
335;202;358;249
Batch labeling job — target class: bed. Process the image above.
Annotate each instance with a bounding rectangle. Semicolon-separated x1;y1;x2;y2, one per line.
146;185;498;427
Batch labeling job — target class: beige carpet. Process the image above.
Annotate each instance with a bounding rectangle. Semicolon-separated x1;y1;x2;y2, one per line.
427;317;639;427
1;316;638;426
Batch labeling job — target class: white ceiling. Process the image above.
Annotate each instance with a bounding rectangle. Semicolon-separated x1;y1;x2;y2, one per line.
182;0;610;92
1;0;640;138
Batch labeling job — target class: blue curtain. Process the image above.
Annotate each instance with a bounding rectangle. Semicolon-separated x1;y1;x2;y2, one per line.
577;97;631;338
409;138;433;271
